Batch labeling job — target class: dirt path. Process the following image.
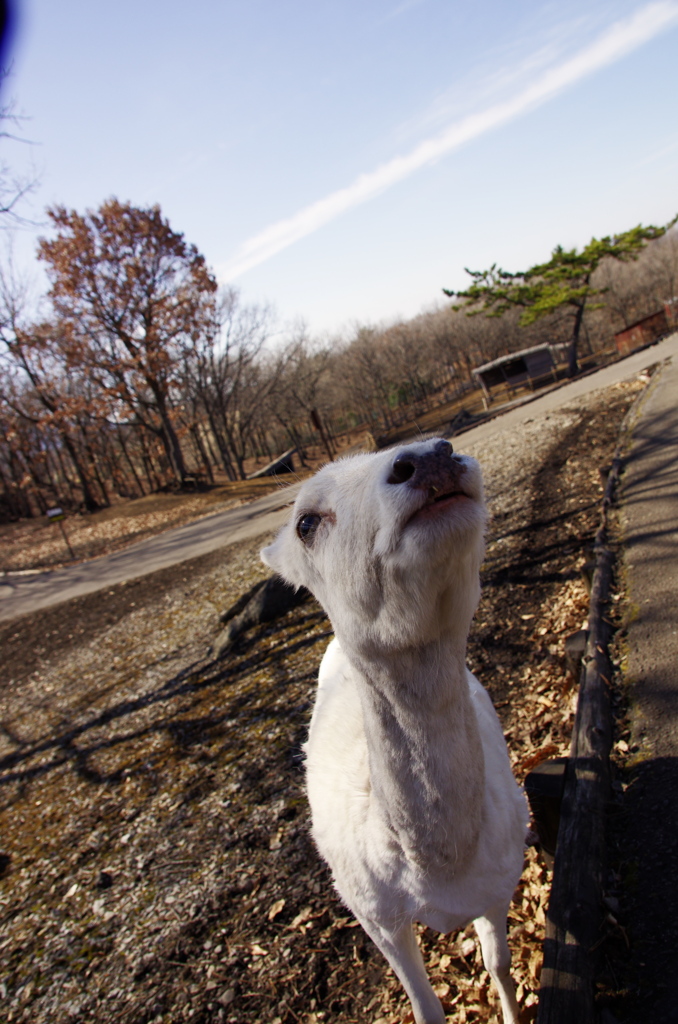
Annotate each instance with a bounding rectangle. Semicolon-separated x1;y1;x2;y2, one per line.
0;377;649;1024
0;485;301;624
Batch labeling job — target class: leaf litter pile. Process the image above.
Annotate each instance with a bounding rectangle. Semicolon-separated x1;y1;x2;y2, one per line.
0;376;647;1024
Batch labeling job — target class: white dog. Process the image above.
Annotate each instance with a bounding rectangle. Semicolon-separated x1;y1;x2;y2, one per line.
262;437;527;1024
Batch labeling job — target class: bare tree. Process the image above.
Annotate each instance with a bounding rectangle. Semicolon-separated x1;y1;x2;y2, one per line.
0;63;39;224
0;253;110;511
648;226;678;305
182;288;279;480
267;330;335;461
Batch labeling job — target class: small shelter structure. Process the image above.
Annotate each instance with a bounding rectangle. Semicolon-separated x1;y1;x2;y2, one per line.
247;447;297;479
472;344;565;408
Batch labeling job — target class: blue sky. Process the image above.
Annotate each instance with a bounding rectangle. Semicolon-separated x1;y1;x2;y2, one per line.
4;0;678;336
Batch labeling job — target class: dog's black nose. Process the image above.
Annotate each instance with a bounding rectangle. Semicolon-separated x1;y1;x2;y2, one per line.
388;453;417;484
434;439;453;457
387;440;455;487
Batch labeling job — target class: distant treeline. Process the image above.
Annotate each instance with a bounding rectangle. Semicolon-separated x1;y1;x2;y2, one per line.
1;199;676;522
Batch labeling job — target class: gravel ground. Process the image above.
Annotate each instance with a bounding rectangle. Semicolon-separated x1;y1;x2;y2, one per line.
0;376;647;1024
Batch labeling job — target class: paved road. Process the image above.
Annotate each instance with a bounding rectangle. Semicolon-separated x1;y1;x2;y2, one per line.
0;483;300;622
2;332;678;623
622;350;678;757
615;340;678;1022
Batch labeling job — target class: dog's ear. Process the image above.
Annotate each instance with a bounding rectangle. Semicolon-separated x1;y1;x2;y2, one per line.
261;533;311;592
260;538;282;573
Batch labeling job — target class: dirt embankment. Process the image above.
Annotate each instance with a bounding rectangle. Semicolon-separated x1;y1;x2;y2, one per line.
0;378;644;1024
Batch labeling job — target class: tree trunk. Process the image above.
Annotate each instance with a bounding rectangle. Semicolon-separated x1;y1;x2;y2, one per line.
205;407;236;480
51;439;78;508
99;428;130;499
256;427;273;461
200;422;221;476
21;453;49;514
139;430;164;491
310;408;334;462
42;446;65;508
154;390;187;484
0;456;32;519
288;422;309;466
323;413;337;457
61;432;100;512
233;448;247;481
190;425;214;483
81;426;111;507
117;426;146;497
568;299;587;378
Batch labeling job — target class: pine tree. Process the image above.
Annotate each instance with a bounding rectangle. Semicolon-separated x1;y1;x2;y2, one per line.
445;220;674;376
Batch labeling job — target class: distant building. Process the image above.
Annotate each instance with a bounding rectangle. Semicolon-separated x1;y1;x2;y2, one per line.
472;344;567;408
614;307;671;356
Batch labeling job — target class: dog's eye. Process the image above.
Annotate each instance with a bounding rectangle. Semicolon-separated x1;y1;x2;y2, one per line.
297;513;322;543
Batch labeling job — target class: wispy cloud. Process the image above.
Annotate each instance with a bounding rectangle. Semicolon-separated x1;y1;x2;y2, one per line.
633;135;678;169
381;0;428;24
220;2;678;282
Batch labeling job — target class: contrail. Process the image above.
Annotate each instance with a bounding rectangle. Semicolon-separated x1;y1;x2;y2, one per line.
220;2;678;281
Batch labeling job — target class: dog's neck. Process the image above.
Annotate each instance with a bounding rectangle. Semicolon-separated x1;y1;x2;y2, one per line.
339;628;485;873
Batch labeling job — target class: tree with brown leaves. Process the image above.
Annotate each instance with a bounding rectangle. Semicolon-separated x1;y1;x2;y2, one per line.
38;200;218;485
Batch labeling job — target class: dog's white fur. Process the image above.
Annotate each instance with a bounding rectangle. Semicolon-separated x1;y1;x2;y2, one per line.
262;438;527;1024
